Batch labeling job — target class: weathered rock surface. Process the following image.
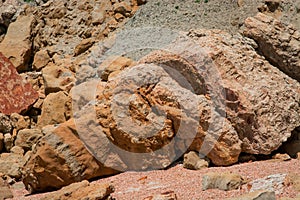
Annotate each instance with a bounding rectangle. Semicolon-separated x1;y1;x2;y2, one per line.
15;129;42;152
0;53;38;115
202;172;245;191
0;177;13;200
0;114;12;134
244;13;300;82
40;180;114;200
0;152;26;179
183;151;209;170
0;15;34;72
22;119;118;193
187;29;300;156
37;91;70;128
248;174;287;195
41;62;76;94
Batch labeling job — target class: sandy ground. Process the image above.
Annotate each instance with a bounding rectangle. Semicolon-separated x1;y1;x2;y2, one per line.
10;159;300;200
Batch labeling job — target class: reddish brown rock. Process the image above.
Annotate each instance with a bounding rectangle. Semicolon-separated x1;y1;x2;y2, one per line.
22;119;118;193
0;53;38;115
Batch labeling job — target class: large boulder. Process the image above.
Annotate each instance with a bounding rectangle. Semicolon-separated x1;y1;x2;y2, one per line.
22;119;118;193
0;14;35;72
0;53;38;115
243;13;300;82
187;29;300;155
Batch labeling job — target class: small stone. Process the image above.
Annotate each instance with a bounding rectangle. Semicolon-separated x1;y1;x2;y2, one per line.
113;2;132;15
4;133;13;152
74;38;95;56
0;113;12;133
32;49;50;71
10;146;24;155
183;151;209;170
249;174;287;195
10;113;30;132
144;191;177;200
272;153;291;161
297;152;300;160
0;177;13;199
15;129;42;152
202;172;245;191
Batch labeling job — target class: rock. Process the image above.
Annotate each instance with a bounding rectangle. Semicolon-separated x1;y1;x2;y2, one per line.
22;119;118;193
4;133;13;152
0;177;13;200
272;153;291;161
285;173;300;193
74;38;95;56
98;56;134;81
42;62;75;94
0;153;26;179
10;146;24;155
202;172;245;191
0;53;39;115
226;190;276;200
114;2;132;16
297;152;300;160
187;29;300;156
144;191;177;200
0;0;23;28
243;13;300;82
32;49;50;71
248;174;287;195
0;114;12;134
183;151;209;170
40;181;114;200
0;14;34;72
10;113;30;132
15;129;42;151
37;91;70;128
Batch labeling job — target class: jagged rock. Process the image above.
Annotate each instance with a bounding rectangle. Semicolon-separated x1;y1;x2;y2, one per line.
202;172;245;191
41;62;76;94
226;190;276;200
0;177;13;200
0;152;26;179
4;133;13;152
183;151;209;170
0;114;12;134
37;91;70;128
10;146;24;155
0;53;39;115
32;49;50;71
187;29;300;156
22;119;118;193
0;14;35;72
0;0;24;28
10;113;30;132
98;56;134;81
243;13;300;82
74;38;95;56
248;174;287;195
40;180;114;200
15;129;42;152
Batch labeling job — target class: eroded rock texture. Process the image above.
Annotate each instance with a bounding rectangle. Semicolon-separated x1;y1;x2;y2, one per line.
22;119;118;193
244;13;300;82
0;53;38;115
